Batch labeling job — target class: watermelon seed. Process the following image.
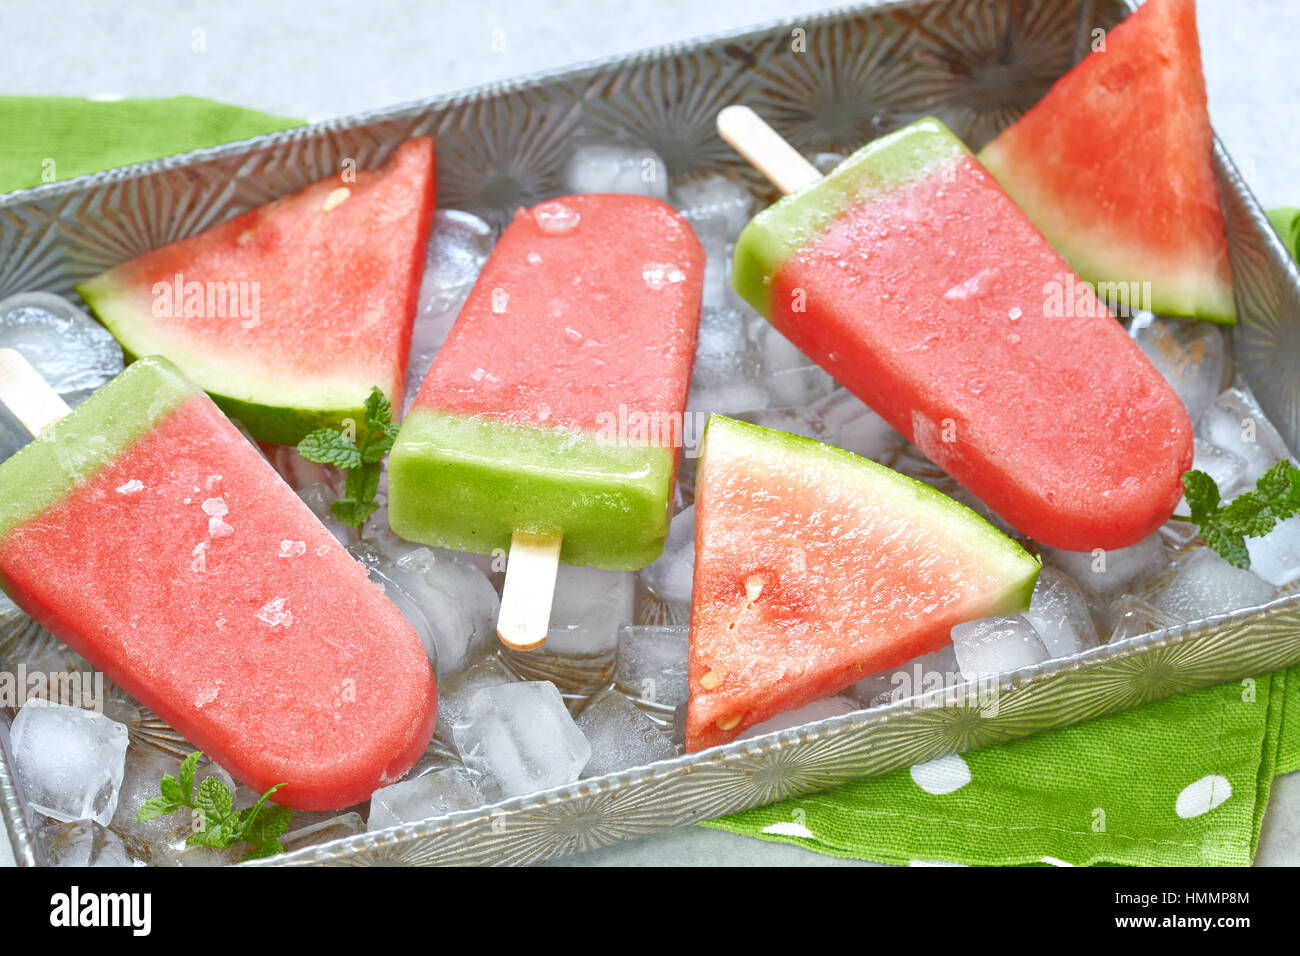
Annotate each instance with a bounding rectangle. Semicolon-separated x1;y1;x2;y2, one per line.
744;575;764;603
700;669;723;690
322;187;352;212
716;714;742;731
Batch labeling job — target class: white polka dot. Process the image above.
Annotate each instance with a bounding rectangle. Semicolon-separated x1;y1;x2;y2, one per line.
1175;775;1232;818
909;859;967;867
910;754;971;795
761;820;814;839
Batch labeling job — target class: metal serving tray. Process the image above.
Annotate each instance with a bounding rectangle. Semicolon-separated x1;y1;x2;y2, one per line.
3;0;1299;867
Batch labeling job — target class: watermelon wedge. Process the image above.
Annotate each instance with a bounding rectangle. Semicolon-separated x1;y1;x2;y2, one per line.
685;416;1040;752
76;137;437;444
978;0;1234;323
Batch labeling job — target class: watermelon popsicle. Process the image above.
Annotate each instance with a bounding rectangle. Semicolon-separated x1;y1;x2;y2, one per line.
719;107;1193;551
0;351;437;810
389;194;705;649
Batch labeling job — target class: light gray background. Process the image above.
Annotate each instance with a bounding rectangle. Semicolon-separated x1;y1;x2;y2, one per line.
1;0;1297;866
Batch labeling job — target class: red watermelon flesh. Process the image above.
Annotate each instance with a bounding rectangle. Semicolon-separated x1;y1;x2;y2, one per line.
765;148;1193;552
979;0;1234;323
76;137;437;444
686;416;1040;752
0;358;437;810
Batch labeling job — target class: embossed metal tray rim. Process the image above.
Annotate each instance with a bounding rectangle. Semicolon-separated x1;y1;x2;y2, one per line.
3;0;1300;867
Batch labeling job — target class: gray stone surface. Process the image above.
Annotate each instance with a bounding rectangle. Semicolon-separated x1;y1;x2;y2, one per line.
0;0;1296;867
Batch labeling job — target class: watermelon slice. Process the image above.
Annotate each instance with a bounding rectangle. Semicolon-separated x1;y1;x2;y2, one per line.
978;0;1234;323
685;416;1040;752
76;137;437;444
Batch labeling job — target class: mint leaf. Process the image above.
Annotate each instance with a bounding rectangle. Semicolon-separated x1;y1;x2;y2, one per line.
1257;460;1293;501
1181;469;1220;524
187;819;240;849
159;774;183;804
298;428;362;470
330;496;379;529
295;385;394;531
1200;521;1250;569
360;434;394;464
178;751;202;803
140;751;290;857
1178;459;1300;569
241;840;285;862
193;775;234;817
136;795;180;822
363;386;393;432
244;804;292;845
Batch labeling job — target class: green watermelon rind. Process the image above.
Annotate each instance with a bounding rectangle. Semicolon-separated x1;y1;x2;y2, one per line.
732;117;968;320
978;143;1238;326
0;355;197;547
701;414;1042;615
75;275;386;446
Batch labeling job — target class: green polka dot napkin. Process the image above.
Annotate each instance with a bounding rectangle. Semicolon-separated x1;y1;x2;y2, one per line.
0;96;300;194
714;214;1300;867
3;95;1298;867
706;671;1300;866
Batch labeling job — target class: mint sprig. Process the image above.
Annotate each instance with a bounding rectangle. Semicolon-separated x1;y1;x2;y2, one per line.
297;386;400;528
136;750;291;861
1173;459;1300;568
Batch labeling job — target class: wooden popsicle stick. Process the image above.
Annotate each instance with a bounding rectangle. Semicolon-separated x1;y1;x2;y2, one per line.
497;529;563;651
716;105;822;196
0;348;72;437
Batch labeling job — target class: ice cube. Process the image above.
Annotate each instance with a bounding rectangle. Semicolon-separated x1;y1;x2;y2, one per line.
1176;438;1249;513
736;696;859;739
270;444;340;493
406;211;494;412
109;746;237;861
1039;532;1169;604
11;699;128;826
563;142;668;199
752;389;904;463
639;505;695;609
367;767;482;831
0;589;68;674
1245;516;1300;587
0;403;30;463
1109;595;1179;642
452;681;591;799
0;292;125;408
1128;312;1227;424
854;644;961;708
1020;568;1100;657
615;624;690;709
436;653;516;729
696;306;751;356
951;616;1049;679
1153;548;1277;623
503;565;631;692
753;323;835;408
419;209;493;317
812;152;846;175
37;820;133;867
575;690;677;777
545;565;634;654
671;174;753;244
764;365;837;409
351;543;499;676
296;482;354;546
1198;388;1295;486
281;812;365;853
687;351;769;415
